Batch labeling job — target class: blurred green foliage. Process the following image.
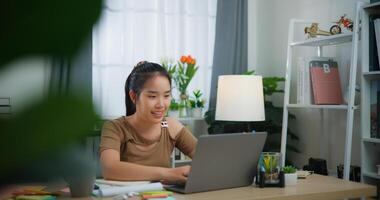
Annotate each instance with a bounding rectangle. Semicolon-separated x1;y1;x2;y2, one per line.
0;0;102;66
0;0;103;183
0;95;98;177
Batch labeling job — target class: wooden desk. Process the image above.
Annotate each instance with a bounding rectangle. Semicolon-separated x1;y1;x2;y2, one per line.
171;175;376;200
1;175;376;200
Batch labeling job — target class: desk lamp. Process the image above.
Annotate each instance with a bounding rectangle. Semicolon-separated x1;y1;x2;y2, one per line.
215;75;280;187
215;75;265;128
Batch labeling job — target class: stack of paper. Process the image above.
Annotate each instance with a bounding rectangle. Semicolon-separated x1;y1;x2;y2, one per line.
93;179;164;197
95;179;150;186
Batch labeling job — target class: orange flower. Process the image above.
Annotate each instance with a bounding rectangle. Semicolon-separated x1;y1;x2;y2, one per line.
190;58;196;65
180;55;196;65
180;56;187;63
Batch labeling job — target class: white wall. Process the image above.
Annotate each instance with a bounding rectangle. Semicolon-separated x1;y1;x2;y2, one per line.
248;0;368;173
0;57;51;113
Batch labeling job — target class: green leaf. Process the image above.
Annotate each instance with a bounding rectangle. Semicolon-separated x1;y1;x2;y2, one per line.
0;95;99;178
283;165;297;173
242;70;255;75
0;0;103;66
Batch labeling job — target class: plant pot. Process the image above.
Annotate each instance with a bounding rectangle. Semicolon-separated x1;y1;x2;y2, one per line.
179;97;189;118
179;107;188;118
191;108;203;118
284;173;297;186
257;152;281;184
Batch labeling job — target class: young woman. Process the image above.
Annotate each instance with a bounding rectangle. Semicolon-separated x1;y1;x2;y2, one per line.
99;61;197;183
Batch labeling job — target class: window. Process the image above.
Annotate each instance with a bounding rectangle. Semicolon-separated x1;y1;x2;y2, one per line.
93;0;217;118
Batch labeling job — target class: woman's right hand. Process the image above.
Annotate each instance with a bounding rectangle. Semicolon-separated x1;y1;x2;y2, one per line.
161;165;191;184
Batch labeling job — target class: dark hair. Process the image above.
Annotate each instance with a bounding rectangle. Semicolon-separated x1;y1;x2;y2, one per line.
125;61;172;116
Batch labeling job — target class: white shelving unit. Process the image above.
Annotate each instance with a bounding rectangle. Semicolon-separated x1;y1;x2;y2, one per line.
360;1;380;187
281;2;362;181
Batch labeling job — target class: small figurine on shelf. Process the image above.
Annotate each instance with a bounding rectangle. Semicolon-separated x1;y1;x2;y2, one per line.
330;14;353;35
304;23;331;38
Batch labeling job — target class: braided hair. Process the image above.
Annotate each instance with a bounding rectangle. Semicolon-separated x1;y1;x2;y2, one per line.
125;61;171;116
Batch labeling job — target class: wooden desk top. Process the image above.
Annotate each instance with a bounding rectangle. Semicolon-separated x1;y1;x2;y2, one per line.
171;174;376;200
1;175;376;200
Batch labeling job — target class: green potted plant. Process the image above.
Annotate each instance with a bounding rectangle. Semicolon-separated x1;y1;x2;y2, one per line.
161;57;177;79
283;165;297;186
175;55;198;117
189;89;205;118
168;99;180;118
161;55;198;118
258;152;281;184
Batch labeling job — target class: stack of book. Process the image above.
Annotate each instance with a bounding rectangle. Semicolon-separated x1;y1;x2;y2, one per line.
372;18;380;71
372;18;380;138
297;57;312;105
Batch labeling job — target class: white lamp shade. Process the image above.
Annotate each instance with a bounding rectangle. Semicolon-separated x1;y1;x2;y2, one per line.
215;75;265;121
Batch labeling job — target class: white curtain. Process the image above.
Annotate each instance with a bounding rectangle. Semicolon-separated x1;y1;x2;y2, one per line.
92;0;217;119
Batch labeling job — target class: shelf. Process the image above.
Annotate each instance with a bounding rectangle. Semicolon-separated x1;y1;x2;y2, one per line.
286;104;359;110
363;71;380;80
177;117;204;121
290;33;353;47
363;171;380;180
362;137;380;144
363;2;380;15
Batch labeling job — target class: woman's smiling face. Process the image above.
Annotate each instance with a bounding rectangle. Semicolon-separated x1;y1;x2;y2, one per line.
132;75;171;123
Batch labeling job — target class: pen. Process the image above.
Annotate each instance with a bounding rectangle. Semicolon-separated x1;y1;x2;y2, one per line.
142;194;168;199
139;191;173;196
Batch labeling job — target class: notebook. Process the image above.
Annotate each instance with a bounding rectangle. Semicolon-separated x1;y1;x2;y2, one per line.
310;59;343;105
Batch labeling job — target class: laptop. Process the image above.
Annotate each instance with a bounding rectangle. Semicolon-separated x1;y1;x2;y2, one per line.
165;132;267;194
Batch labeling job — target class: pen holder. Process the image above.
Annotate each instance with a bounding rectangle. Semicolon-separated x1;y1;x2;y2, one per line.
256;152;284;188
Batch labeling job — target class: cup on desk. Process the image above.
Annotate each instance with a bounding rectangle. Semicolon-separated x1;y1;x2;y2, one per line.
57;144;97;197
67;174;95;197
63;159;96;197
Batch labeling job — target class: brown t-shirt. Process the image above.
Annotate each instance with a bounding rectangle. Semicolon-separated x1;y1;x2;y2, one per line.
99;116;197;168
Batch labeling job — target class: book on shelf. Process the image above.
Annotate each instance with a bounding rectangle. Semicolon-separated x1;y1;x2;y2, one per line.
309;58;343;105
370;82;379;138
297;57;305;104
377;90;380;139
374;18;380;71
297;57;312;105
370;16;380;71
